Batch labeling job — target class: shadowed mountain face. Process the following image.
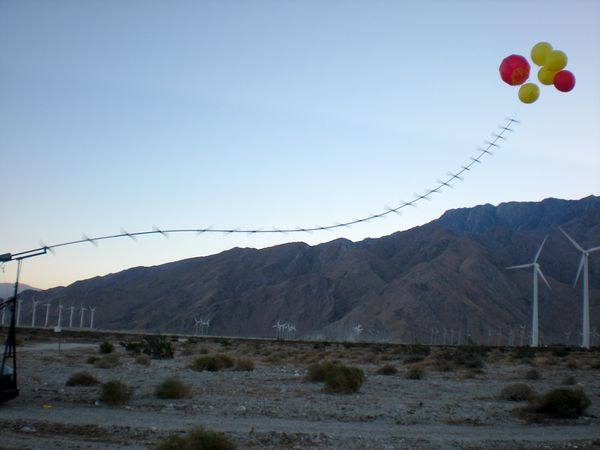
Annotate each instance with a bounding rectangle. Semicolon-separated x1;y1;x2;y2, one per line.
15;196;600;344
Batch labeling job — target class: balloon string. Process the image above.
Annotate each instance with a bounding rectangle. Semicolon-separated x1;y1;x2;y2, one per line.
9;116;519;259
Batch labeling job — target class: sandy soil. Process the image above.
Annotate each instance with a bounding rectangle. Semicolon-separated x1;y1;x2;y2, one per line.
1;329;600;449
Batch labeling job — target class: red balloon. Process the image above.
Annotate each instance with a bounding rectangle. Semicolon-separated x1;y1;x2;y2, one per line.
499;55;530;86
553;70;576;92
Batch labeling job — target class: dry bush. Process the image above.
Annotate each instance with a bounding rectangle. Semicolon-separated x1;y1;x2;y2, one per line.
376;364;398;376
94;353;121;369
135;354;151;366
189;354;234;372
234;358;255;371
305;360;338;382
155;377;191;399
528;388;591;418
524;368;541;380
86;355;99;365
405;365;425;380
324;365;365;394
66;371;100;387
561;375;577;386
499;383;534;401
403;355;425;365
99;341;114;354
565;359;578;369
154;425;235;450
100;380;131;406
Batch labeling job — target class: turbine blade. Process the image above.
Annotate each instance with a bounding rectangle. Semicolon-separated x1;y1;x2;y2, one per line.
559;227;584;253
537;267;551;290
534;235;548;262
588;246;600;253
573;255;584;287
506;263;534;270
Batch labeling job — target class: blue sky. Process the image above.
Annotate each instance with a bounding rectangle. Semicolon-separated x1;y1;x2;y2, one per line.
1;0;599;289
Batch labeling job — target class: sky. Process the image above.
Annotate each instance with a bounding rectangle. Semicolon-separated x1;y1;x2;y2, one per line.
1;0;599;290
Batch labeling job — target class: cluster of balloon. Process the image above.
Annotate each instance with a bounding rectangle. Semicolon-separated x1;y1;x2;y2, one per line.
499;42;575;104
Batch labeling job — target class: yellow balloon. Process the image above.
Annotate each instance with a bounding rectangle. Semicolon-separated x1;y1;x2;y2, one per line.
531;42;553;66
544;50;567;71
537;67;557;85
518;83;540;104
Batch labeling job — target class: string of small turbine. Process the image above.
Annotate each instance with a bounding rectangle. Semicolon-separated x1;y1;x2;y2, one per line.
7;117;518;260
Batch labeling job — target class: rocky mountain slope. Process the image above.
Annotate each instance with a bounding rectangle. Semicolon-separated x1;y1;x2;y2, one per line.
14;196;600;344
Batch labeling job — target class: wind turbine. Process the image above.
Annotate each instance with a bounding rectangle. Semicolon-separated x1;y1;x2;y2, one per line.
31;299;38;327
273;320;283;339
506;236;551;347
57;304;64;328
89;306;96;329
69;304;75;328
559;227;600;349
193;317;201;335
44;302;51;327
16;299;22;327
79;305;86;328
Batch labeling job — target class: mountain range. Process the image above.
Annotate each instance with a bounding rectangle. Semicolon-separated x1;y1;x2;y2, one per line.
13;195;600;345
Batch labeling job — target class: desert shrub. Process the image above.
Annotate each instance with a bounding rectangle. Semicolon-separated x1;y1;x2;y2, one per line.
561;375;577;386
189;354;234;372
513;346;536;360
155;377;191;399
234;358;255;371
198;346;210;355
100;380;131;405
142;336;174;359
65;371;100;387
86;355;99;364
135;354;151;366
94;353;121;369
123;336;174;359
499;383;534;401
405;365;425;380
529;388;591;418
324;365;364;394
376;364;398;376
524;368;541;380
406;343;431;356
154;426;235;450
403;355;425;365
566;359;578;369
99;341;114;354
433;347;484;370
305;360;338;382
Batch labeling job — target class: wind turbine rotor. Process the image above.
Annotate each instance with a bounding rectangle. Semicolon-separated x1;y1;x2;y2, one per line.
536;266;551;290
574;255;585;287
506;263;534;270
559;227;585;253
534;235;549;263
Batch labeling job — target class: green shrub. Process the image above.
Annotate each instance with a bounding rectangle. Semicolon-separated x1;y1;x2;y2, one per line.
135;354;151;366
155;377;191;399
100;380;131;405
234;358;255;371
143;336;174;359
561;375;577;386
86;355;99;364
189;354;234;372
524;368;541;380
324;365;364;394
405;365;425;380
154;426;235;450
499;383;534;401
529;388;591;418
94;353;121;369
99;341;114;354
376;364;398;375
305;360;337;382
65;371;100;387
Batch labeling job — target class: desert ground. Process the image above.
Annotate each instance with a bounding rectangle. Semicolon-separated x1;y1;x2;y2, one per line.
1;328;600;449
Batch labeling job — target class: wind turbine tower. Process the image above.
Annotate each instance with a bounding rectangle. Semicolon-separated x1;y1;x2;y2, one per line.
16;299;23;327
31;299;39;327
44;302;51;327
89;306;96;329
560;227;600;349
69;304;75;328
57;304;64;328
79;305;86;328
506;236;551;347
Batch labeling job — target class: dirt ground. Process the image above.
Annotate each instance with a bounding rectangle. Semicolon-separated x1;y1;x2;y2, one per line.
1;329;600;449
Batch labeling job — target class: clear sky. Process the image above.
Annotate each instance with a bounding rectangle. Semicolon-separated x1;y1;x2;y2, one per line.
1;0;599;290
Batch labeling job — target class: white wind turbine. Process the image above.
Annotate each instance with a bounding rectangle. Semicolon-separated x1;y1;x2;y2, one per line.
506;236;551;348
69;304;75;328
31;298;39;327
44;302;51;327
79;305;86;328
273;320;284;339
193;316;201;335
559;227;600;349
89;306;96;329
